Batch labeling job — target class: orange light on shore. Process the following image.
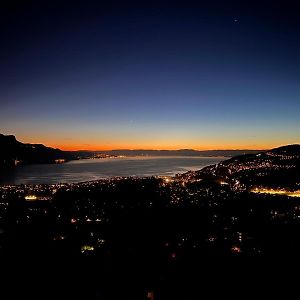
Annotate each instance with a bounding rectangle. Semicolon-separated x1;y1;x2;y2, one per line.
25;195;37;201
251;188;300;198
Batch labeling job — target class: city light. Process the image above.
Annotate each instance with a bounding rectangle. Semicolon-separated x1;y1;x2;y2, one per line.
25;195;38;201
251;188;300;198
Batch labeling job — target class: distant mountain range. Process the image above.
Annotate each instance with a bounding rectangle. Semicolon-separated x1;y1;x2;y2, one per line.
0;133;264;168
96;149;262;157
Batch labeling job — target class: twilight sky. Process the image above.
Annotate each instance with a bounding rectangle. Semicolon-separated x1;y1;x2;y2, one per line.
0;0;300;150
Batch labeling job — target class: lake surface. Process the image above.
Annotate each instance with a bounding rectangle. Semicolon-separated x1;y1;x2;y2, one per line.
0;156;224;185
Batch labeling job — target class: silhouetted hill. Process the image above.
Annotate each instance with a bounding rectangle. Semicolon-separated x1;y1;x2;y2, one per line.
187;144;300;189
0;134;77;168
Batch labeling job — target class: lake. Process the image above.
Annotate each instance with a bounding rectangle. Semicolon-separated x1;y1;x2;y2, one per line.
0;156;224;185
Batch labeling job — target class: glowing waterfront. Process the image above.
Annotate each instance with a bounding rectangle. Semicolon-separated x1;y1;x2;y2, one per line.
251;188;300;198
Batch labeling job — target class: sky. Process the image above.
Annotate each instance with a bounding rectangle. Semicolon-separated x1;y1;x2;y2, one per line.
0;0;300;150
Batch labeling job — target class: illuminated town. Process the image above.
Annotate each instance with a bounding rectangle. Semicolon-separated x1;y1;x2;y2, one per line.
0;147;299;258
251;188;300;198
0;145;299;271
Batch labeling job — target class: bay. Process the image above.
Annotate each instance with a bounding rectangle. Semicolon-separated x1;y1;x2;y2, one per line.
0;156;224;185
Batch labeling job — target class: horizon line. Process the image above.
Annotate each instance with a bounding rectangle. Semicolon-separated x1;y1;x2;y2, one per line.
65;148;267;152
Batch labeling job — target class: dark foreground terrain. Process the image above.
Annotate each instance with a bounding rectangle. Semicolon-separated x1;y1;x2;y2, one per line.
0;144;299;299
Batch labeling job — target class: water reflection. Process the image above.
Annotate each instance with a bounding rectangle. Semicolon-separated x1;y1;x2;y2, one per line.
0;156;224;185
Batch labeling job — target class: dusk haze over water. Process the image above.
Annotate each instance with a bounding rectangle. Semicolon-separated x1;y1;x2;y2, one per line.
1;0;299;150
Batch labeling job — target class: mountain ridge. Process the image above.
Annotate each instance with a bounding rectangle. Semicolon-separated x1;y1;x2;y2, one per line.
184;144;300;190
0;134;77;168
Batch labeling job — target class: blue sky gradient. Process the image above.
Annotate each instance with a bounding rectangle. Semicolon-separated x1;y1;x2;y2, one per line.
1;0;299;149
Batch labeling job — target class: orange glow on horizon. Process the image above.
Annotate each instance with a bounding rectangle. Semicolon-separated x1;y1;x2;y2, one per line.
51;142;272;152
16;134;292;152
